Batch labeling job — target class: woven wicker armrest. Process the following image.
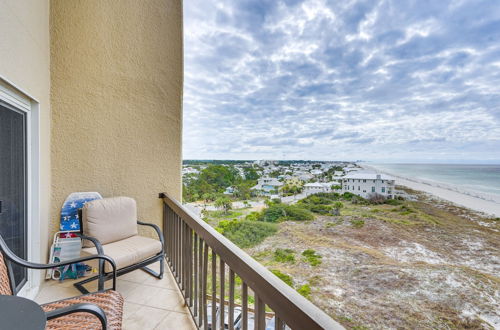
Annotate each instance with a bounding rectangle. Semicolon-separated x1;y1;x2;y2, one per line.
45;303;107;329
42;290;124;330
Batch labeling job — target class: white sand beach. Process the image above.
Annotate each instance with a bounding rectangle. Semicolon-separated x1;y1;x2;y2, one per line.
361;165;500;217
393;176;500;217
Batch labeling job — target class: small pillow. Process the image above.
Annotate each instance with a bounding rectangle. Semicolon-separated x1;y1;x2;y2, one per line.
82;196;138;247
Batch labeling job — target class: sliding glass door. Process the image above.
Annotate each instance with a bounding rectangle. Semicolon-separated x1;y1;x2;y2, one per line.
0;102;28;292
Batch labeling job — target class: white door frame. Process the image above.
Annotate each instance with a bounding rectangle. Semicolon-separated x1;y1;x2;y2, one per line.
0;78;41;299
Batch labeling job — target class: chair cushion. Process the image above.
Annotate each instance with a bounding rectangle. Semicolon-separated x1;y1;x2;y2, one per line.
82;196;138;247
82;235;162;273
42;290;123;330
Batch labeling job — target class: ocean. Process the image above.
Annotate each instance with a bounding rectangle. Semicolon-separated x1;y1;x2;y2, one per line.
367;163;500;198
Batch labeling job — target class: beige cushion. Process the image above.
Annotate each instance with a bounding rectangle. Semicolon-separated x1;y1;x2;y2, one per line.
82;197;138;247
81;235;162;273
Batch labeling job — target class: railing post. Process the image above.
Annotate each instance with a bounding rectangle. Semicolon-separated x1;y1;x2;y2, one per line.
220;260;225;330
203;242;209;330
255;294;265;330
193;233;198;318
211;252;217;330
229;270;235;330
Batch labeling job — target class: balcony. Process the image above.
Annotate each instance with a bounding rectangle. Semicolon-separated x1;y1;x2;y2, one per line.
35;194;342;329
35;261;196;329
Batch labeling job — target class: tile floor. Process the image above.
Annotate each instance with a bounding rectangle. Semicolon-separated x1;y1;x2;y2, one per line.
35;262;197;330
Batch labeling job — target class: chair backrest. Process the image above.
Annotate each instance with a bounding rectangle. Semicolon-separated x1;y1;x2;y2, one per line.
82;197;138;248
0;251;13;295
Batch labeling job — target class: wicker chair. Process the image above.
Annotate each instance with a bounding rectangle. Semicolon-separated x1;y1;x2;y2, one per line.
0;234;123;329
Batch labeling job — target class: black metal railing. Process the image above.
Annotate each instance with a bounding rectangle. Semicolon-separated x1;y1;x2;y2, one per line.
159;193;343;330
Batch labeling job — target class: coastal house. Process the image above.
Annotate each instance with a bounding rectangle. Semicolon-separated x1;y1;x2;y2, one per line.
223;186;236;195
311;169;324;176
182;167;200;175
251;176;284;195
296;172;314;181
334;171;344;177
341;172;395;199
0;1;340;329
285;177;303;187
304;181;341;195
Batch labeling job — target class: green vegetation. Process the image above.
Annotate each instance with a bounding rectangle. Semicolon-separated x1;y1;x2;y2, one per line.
243;167;259;180
205;210;243;219
243;211;261;221
264;203;314;222
271;270;313;300
302;249;322;266
183;164;258;202
325;220;342;228
273;248;296;263
297;284;311;298
384;198;403;206
245;200;314;223
280;183;303;196
269;170;281;178
350;219;365;228
271;269;294;287
297;192;363;215
216;219;277;248
214;196;232;214
398;205;415;215
332;201;344;216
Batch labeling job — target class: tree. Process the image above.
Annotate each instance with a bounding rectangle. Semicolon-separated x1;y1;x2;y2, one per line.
243;167;259;180
281;184;303;196
182;164;241;202
199;165;240;192
214;197;232;214
269;170;281;178
234;181;254;200
201;193;213;210
332;201;344;216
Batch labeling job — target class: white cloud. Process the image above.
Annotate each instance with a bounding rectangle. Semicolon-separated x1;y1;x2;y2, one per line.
183;0;500;161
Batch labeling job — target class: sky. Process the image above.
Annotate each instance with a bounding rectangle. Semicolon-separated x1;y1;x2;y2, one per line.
183;0;500;163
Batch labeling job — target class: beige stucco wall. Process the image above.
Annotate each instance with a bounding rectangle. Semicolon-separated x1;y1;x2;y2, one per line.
50;0;183;238
0;0;51;266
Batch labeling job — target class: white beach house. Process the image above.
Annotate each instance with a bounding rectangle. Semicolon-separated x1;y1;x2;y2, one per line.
310;169;324;176
304;181;340;195
341;172;395;199
251;176;284;195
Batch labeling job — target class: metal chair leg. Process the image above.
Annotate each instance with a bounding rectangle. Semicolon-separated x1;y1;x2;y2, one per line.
97;259;105;291
74;274;102;294
159;257;164;279
141;257;164;279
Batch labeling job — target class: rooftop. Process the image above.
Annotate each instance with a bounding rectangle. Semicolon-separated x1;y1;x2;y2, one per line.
342;172;394;180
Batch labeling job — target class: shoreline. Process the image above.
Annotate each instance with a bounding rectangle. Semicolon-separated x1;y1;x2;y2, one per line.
360;164;500;217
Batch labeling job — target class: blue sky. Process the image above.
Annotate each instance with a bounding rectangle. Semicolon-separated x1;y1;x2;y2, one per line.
183;0;500;162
